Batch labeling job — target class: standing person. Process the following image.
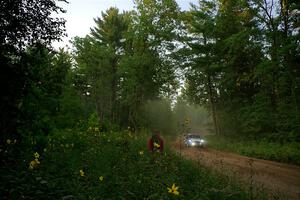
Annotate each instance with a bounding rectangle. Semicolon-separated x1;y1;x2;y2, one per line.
147;132;164;153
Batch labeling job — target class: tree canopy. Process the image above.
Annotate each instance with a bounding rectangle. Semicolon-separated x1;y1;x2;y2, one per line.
1;0;299;141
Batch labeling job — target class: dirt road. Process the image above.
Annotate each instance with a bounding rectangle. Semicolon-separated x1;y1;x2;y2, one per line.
171;140;300;200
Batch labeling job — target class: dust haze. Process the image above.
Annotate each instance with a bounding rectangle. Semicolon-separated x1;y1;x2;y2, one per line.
142;99;212;136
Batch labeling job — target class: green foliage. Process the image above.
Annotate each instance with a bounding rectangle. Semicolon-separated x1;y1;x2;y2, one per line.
0;0;66;51
72;1;181;130
54;84;86;129
87;112;100;128
18;45;73;136
91;7;131;49
205;135;300;165
0;0;67;139
1;128;263;199
180;0;300;140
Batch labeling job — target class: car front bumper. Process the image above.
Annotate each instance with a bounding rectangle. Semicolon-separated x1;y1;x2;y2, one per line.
186;141;205;147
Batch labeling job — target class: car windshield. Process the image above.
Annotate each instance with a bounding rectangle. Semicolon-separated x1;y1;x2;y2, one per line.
187;134;201;139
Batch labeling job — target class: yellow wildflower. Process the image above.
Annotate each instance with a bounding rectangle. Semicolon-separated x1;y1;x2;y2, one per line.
6;139;11;144
79;169;85;177
29;161;36;169
154;142;160;148
139;151;144;155
95;127;99;132
29;159;40;170
34;158;40;164
34;152;40;159
167;183;179;195
13;139;17;144
99;176;104;181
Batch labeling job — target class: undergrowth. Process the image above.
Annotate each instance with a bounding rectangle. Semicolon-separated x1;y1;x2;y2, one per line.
1;127;267;199
204;135;300;165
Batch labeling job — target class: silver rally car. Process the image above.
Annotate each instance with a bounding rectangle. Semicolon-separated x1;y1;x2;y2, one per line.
184;134;206;147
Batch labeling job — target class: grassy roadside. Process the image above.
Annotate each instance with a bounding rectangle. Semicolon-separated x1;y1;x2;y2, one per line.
204;135;300;165
1;127;268;200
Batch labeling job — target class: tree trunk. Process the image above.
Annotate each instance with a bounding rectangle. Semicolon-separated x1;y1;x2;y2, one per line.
111;57;117;123
203;35;220;135
207;74;220;135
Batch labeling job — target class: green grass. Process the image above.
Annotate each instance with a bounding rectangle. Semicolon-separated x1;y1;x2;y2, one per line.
204;135;300;165
1;128;267;199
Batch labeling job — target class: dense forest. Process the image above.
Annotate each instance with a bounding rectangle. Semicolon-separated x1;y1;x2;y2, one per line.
1;0;299;140
1;0;300;199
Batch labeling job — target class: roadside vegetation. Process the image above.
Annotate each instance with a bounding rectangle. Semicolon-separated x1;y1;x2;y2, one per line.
205;135;300;165
2;123;267;199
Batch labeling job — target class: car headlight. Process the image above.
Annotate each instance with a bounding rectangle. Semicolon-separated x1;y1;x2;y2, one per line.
200;139;205;143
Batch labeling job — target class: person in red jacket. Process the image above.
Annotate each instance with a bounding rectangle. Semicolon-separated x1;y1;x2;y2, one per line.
147;133;164;153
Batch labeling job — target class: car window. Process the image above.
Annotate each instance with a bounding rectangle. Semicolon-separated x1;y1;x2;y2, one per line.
187;134;201;139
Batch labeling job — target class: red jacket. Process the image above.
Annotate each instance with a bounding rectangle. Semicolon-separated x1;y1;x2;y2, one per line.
147;134;164;152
